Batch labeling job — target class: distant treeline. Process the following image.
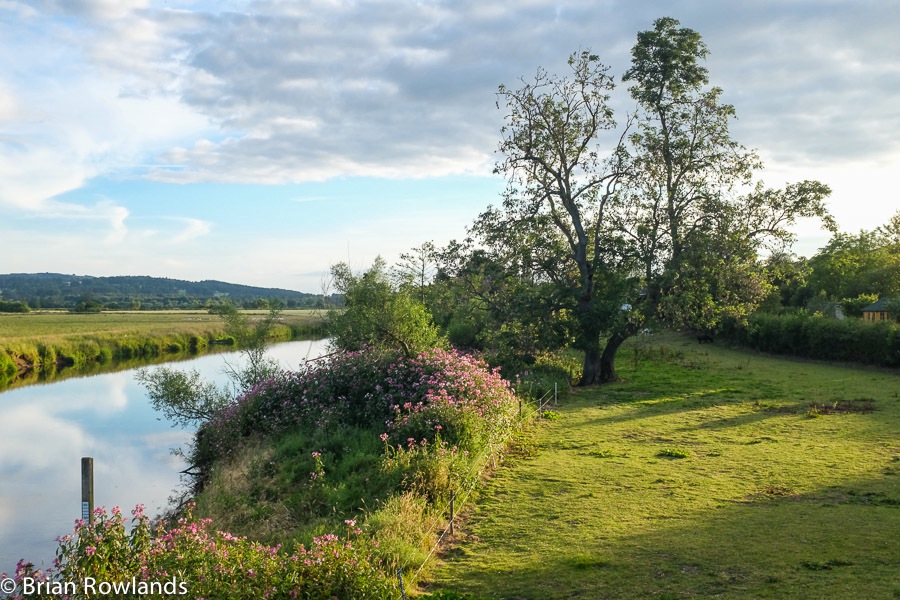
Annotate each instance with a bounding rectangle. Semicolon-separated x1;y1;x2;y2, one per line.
0;273;343;311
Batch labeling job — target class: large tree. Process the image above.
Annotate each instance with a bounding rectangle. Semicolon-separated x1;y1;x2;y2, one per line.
481;50;630;385
477;17;834;385
594;17;834;382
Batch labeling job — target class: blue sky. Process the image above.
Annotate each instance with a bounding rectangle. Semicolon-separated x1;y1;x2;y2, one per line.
1;1;898;292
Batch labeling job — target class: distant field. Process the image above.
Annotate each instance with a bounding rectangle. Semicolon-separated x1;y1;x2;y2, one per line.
0;309;328;388
428;332;900;599
0;309;324;341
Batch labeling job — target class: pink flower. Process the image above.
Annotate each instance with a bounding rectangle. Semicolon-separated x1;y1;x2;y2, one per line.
85;546;97;556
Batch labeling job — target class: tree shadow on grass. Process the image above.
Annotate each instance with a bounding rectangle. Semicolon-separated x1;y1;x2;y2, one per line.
570;387;782;431
426;474;900;600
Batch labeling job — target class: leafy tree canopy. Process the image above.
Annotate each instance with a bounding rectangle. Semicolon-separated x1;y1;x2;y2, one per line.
460;16;834;385
328;258;444;357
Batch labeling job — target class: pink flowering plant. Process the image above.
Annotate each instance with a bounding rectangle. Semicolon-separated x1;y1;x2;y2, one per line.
195;347;518;475
183;346;524;580
3;503;396;600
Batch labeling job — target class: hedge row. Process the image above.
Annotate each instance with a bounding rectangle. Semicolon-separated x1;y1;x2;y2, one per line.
720;313;900;367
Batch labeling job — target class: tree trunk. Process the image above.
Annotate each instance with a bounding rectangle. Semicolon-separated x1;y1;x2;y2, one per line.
599;322;639;383
575;294;603;386
579;345;602;386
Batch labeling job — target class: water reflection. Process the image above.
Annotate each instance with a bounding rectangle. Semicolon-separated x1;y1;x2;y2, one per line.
0;339;331;576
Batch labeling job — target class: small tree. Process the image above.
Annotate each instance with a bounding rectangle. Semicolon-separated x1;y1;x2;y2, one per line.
393;241;438;305
328;258;444;357
209;301;283;391
135;367;231;427
136;302;284;481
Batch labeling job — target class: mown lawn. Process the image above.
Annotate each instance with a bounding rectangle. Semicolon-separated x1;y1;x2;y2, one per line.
426;333;900;599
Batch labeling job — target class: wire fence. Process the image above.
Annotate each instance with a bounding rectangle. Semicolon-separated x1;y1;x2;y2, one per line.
397;383;559;596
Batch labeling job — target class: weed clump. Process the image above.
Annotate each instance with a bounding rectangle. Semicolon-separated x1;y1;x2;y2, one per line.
656;448;690;459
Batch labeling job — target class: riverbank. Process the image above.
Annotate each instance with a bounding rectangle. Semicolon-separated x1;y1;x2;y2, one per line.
0;338;335;580
0;309;327;389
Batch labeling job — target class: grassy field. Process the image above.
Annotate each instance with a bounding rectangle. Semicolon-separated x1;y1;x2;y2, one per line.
426;333;900;599
0;309;324;340
0;309;327;388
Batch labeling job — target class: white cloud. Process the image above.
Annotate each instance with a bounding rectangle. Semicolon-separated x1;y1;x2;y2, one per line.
6;1;899;193
169;217;213;243
0;0;898;286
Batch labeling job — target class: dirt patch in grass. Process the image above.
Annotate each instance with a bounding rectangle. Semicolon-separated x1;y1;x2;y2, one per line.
808;398;876;414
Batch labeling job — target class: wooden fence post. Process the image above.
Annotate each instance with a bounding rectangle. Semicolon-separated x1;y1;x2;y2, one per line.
449;490;456;536
81;457;94;523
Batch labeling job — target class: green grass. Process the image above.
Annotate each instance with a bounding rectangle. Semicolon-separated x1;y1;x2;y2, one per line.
426;332;900;599
0;308;323;340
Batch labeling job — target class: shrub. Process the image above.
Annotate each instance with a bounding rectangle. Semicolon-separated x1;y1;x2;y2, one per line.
3;504;397;599
196;347;519;471
0;300;30;313
724;312;900;367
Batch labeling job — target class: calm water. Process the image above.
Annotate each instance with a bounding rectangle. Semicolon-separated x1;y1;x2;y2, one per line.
0;339;331;577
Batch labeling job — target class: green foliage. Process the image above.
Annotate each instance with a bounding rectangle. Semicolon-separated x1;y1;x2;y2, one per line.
207;302;284;393
806;226;900;302
506;350;580;403
69;299;102;313
657;448;689;459
885;297;900;323
623;16;709;106
134;367;232;427
328;258;444;357
841;293;880;318
721;312;900;366
0;351;16;381
0;300;30;313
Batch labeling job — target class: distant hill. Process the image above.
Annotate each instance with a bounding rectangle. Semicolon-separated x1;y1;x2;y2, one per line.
0;273;341;311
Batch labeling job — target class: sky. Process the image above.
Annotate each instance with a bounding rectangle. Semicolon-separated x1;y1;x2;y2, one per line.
1;1;898;293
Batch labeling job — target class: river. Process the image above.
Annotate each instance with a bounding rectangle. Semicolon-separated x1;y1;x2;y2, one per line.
0;339;332;577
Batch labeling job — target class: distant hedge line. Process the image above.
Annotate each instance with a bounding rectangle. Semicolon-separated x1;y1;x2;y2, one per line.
720;313;900;367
